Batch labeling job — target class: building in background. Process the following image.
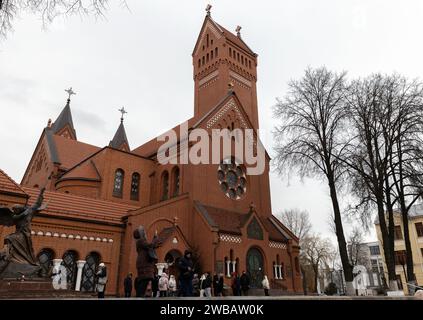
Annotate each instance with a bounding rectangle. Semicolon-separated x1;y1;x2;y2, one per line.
375;204;423;294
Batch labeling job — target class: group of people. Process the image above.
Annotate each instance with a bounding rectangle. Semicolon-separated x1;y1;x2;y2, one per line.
96;225;272;298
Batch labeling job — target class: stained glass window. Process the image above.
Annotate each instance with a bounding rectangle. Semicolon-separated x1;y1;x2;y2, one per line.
217;158;247;200
113;169;124;197
37;248;54;277
247;217;263;240
62;250;78;289
81;252;101;292
161;171;169;201
131;173;140;201
172;167;180;197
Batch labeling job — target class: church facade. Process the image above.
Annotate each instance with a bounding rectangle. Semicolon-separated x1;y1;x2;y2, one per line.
0;11;301;295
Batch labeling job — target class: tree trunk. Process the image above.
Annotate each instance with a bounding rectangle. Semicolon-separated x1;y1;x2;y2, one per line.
377;194;397;291
301;266;308;295
313;265;319;294
400;204;416;294
327;172;355;295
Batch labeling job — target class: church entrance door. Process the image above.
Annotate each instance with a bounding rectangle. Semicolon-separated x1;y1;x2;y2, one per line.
246;248;264;288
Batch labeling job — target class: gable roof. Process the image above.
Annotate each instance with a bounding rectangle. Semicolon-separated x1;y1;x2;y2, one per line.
215;22;256;55
192;15;255;56
24;187;136;225
0;169;27;197
132;91;270;161
58;160;101;182
194;201;289;242
49;133;101;170
51;99;76;139
109;121;130;151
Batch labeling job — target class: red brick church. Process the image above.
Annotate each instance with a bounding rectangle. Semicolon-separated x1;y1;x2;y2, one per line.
0;9;301;295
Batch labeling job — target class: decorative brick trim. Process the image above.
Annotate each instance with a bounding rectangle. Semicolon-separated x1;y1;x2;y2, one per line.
199;70;219;86
31;230;114;244
229;71;252;88
269;241;287;249
220;233;242;243
206;99;248;129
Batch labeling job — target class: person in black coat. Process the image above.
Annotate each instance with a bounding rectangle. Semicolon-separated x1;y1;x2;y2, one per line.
212;272;219;296
178;250;194;297
217;273;224;296
124;273;133;297
240;271;250;296
152;273;160;298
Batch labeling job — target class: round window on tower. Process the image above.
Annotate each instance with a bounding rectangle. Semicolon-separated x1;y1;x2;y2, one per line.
217;158;247;200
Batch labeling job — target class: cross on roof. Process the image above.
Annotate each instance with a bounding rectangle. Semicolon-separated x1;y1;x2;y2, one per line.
118;107;128;122
236;25;242;36
65;87;76;100
206;4;212;16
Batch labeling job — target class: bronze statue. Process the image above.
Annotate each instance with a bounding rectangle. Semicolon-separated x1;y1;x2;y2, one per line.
0;188;47;278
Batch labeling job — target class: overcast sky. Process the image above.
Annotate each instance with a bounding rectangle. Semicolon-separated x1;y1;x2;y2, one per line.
1;0;423;244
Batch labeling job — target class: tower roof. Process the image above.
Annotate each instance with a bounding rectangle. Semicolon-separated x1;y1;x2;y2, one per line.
109;121;130;152
51;99;77;139
192;13;256;56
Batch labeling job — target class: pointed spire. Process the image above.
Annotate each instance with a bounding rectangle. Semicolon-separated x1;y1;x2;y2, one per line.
109;108;130;151
50;88;77;140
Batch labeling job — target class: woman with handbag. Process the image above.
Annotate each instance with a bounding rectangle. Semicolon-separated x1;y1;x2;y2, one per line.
96;263;108;298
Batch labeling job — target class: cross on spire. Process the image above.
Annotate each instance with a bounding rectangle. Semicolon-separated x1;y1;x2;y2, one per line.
236;25;242;37
65;87;76;101
118;107;127;123
206;4;212;16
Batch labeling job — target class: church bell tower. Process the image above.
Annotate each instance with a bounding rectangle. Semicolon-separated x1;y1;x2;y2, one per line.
192;6;260;129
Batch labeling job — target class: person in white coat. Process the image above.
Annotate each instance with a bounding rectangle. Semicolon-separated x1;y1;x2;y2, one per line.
262;275;270;296
96;263;108;299
158;272;169;297
168;275;177;297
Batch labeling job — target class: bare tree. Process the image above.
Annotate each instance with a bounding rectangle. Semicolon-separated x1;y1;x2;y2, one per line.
385;75;423;293
340;74;423;292
347;227;368;268
0;0;126;38
273;67;355;294
278;208;313;294
278;208;312;240
300;234;334;293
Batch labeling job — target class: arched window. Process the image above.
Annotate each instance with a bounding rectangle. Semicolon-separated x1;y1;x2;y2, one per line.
172;167;180;197
131;172;140;201
113;169;124;197
215;47;218;57
37;248;55;277
81;252;101;292
161;171;169;201
62;250;78;289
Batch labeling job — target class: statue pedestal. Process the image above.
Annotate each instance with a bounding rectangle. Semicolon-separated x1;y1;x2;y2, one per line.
0;261;41;279
0;278;55;298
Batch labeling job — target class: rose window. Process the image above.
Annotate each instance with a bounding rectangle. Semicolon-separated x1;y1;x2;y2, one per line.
217;158;247;200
